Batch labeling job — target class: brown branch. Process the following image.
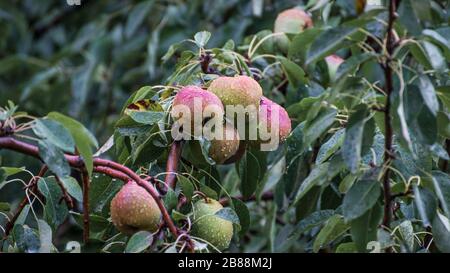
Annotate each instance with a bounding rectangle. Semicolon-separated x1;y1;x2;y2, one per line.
381;0;397;252
81;171;90;243
4;165;48;237
164;141;183;192
55;176;74;209
0;136;180;239
441;139;450;172
200;53;212;74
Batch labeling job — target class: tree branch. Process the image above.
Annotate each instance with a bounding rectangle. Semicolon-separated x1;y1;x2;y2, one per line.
441;139;450;172
55;176;74;209
0;136;180;239
381;0;397;244
164;141;183;192
81;171;90;243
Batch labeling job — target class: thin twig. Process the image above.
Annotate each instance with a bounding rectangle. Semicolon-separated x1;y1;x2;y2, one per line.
3;165;48;237
81;171;90;243
55;176;74;209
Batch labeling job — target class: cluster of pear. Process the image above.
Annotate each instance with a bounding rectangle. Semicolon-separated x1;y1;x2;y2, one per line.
171;75;292;164
109;6;344;252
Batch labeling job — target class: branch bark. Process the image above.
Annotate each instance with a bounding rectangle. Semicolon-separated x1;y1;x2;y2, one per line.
81;171;90;243
381;0;397;239
164;141;182;192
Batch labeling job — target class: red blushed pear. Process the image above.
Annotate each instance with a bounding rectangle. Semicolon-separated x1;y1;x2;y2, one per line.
207;75;262;109
274;8;313;53
171;85;224;136
325;55;344;82
253;97;291;147
208;122;240;164
110;181;162;235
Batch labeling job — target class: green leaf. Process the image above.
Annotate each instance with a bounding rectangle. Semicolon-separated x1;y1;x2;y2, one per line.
342;104;370;173
16;205;30;226
0;202;10;212
71;212;109;235
294;163;329;203
418;75;439;116
59;176;83;203
421;41;447;72
413;185;437;227
315;129;345;164
286;122;305;166
47;112;98;176
431;171;450;219
124;109;164;125
215;207;240;226
336;242;358;253
343;179;380;221
279;57;307;88
163;187;178;214
398;220;414;252
125;1;154;39
422;29;450;59
339;173;358;193
432;212;450;253
13;225;41;253
334;52;376;83
398;0;426;35
37;177;69;230
313;214;349;252
125;231;153;253
1;166;26;177
350;203;382;252
237;150;261;198
120;86;157;113
178;176;194;203
287;210;334;241
194;31;211;48
437;111;450;138
231;198;250;235
89;175;122;216
306;26;359;65
288;28;323;61
20;67;60;101
38;220;53;253
33;119;75;153
38;140;70;178
303;107;337;148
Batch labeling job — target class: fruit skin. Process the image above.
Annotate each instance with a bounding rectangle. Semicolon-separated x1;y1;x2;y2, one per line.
110;181;162;235
325;55;344;82
274;8;313;53
191;198;233;251
223;141;246;164
254;97;292;144
171;85;224;135
207;76;262;109
208;122;240;164
274;8;313;34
